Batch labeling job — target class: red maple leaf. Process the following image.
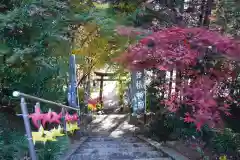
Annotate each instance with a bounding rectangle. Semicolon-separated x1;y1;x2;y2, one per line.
196;121;203;131
114;26;240;130
184;113;195;123
184;39;191;49
157;65;169;71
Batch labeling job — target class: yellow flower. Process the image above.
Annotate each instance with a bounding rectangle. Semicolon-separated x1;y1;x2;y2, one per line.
38;125;45;134
71;122;80;131
32;125;47;144
32;125;62;144
66;122;74;134
50;127;64;137
44;130;57;142
32;131;46;144
219;155;227;160
57;125;63;131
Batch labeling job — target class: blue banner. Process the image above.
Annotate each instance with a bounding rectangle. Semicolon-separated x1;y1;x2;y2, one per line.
68;55;77;107
130;70;146;115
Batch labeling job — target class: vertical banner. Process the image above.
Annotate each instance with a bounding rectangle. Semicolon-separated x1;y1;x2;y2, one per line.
131;70;146;115
68;55;77;107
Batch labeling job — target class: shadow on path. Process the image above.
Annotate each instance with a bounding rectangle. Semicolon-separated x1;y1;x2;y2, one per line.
88;114;137;137
107;114;128;134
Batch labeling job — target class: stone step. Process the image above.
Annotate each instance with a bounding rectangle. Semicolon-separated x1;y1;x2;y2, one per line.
80;142;151;148
87;136;138;139
68;155;172;160
76;150;162;157
85;137;140;143
134;158;172;160
69;151;165;160
76;146;159;153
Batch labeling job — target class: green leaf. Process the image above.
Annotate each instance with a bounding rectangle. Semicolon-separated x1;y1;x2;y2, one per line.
0;43;11;55
6;54;20;64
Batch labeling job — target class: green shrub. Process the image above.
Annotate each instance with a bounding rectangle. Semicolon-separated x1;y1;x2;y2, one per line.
36;136;70;160
112;2;138;13
0;129;29;160
0;113;28;160
213;128;240;155
147;112;186;142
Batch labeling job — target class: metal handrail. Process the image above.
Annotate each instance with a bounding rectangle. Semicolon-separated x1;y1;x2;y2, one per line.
13;91;79;111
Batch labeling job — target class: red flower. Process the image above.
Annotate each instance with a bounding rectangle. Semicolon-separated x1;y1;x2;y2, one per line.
184;113;195;123
196;121;203;131
139;38;150;45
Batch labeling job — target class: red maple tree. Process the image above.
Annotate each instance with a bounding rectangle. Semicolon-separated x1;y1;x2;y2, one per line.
115;27;240;130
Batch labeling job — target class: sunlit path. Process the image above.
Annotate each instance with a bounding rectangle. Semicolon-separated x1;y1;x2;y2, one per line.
67;114;173;160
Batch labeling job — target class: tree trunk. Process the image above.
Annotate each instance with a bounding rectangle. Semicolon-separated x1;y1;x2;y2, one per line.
158;70;166;100
180;0;184;13
198;0;206;26
203;0;213;27
175;69;182;101
168;70;173;99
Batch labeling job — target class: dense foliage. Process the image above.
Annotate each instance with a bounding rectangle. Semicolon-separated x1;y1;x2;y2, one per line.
0;0;74;106
115;0;240;159
213;0;240;37
0;0;87;159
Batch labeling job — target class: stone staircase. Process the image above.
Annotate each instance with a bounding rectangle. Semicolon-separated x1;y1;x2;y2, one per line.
63;114;189;160
68;136;172;160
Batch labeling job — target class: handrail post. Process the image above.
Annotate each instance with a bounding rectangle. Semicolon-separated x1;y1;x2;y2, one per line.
77;108;81;128
20;97;37;160
35;102;41;127
61;108;67;133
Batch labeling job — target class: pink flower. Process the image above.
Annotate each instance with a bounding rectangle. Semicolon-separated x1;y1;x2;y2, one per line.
65;112;73;122
29;106;44;129
42;109;52;127
50;111;62;124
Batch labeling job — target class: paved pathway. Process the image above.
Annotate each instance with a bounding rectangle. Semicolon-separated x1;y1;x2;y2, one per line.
67;114;173;160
